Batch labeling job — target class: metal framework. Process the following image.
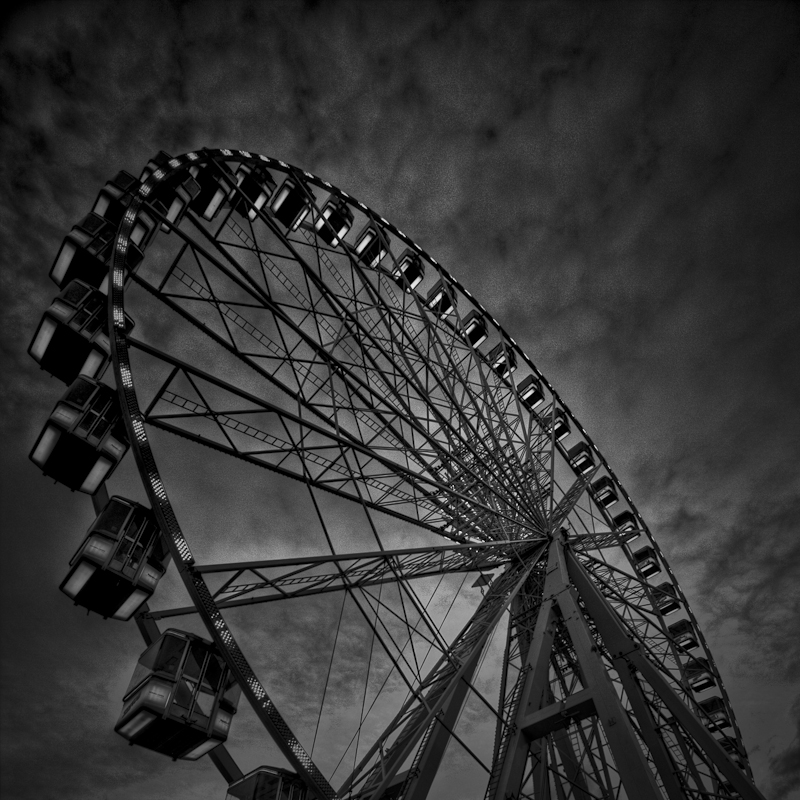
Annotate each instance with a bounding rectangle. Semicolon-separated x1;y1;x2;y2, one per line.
32;148;767;799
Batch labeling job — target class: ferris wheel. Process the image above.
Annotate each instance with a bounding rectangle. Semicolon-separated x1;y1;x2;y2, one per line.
28;148;768;800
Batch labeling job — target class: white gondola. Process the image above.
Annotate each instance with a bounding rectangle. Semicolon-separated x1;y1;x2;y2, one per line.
138;150;201;230
684;657;716;692
488;342;517;377
314;196;353;246
392;248;424;291
92;170;140;226
354;223;389;269
230;163;276;221
152;174;201;231
28;280;114;384
60;496;169;620
29;376;129;494
461;309;487;348
543;408;570;441
49;212;146;292
425;279;457;318
567;441;595;474
653;581;681;615
632;545;661;578
591;475;619;508
189;162;235;221
115;629;241;760
138;150;174;183
270;176;310;230
699;696;731;730
517;374;544;410
612;510;638;540
668;618;699;651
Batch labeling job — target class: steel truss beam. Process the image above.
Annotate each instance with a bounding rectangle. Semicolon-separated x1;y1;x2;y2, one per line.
485;533;767;800
145;540;531;619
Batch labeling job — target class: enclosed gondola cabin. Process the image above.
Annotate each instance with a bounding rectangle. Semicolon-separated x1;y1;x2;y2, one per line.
189;162;234;221
92;170;140;227
517;374;544;411
591;475;619;508
567;441;595;475
668;618;699;651
719;736;746;769
632;546;661;578
229;164;276;221
29;280;112;384
29;376;129;494
226;766;308;800
653;581;681;615
542;408;570;441
488;342;517;377
391;249;424;291
139;150;202;231
612;510;639;542
461;309;488;348
270;176;310;230
699;696;731;730
149;173;200;231
138;150;174;183
50;212;145;293
115;629;241;760
684;657;716;692
354;223;389;269
61;496;169;620
314;196;353;246
425;279;457;318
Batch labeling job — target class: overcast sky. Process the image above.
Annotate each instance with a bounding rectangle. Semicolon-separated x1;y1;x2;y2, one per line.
1;1;799;798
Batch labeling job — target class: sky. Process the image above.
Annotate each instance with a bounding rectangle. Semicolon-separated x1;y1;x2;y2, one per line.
1;0;799;798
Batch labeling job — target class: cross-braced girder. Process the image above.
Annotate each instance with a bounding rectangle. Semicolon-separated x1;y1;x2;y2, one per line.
145;540;534;619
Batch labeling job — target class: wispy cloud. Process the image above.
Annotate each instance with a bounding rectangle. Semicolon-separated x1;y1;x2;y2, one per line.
769;693;800;799
1;1;798;797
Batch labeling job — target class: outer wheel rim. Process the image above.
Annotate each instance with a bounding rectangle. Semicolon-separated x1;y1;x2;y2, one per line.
108;148;751;798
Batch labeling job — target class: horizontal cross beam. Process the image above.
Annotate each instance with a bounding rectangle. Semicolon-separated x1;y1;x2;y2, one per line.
146;540;541;620
194;539;529;574
519;688;595;739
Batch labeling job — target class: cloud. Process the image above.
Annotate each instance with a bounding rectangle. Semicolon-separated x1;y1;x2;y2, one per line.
1;1;799;798
769;693;800;799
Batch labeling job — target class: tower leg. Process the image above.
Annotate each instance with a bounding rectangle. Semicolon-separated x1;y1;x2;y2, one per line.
489;534;664;799
403;649;482;800
564;547;768;800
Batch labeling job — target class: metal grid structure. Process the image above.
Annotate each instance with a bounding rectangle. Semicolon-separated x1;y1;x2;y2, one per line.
30;148;767;800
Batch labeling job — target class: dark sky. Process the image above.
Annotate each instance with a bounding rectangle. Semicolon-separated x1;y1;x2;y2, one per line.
1;1;799;798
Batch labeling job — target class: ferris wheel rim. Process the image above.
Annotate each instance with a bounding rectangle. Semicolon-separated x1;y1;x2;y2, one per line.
106;147;752;797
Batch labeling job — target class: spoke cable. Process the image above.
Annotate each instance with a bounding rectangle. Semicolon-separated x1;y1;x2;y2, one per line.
328;568;462;784
354;580;383;774
311;588;348;758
